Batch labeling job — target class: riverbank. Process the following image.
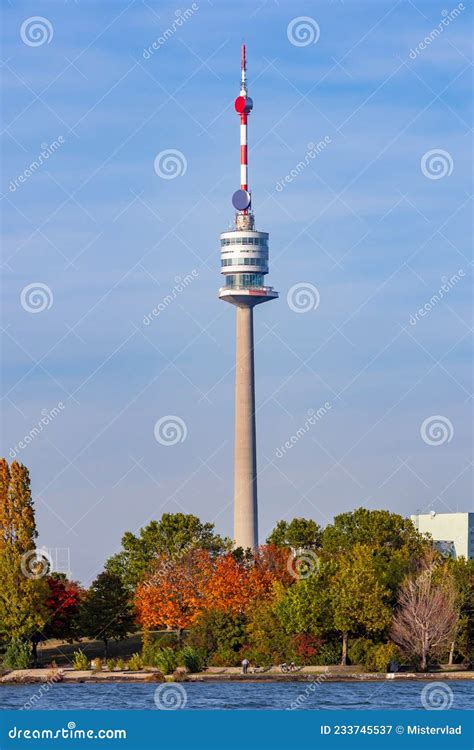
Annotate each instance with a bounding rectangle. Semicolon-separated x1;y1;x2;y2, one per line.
1;667;472;684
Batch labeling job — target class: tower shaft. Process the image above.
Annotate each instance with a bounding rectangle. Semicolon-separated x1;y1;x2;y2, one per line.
233;305;258;549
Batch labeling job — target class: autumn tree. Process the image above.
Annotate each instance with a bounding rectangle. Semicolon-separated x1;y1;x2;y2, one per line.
391;556;459;671
0;459;11;546
44;576;83;639
205;554;250;616
105;513;230;592
267;518;321;551
135;549;214;640
0;460;37;550
80;572;134;657
331;545;392;665
0;460;48;649
31;575;83;662
203;546;291;617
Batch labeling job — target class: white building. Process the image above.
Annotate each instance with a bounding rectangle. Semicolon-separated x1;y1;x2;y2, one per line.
410;512;474;560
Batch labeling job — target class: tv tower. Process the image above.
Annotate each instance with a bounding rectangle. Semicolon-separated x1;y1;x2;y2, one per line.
219;44;278;549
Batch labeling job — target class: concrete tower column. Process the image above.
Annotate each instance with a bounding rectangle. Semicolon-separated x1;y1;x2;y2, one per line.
233;304;258;549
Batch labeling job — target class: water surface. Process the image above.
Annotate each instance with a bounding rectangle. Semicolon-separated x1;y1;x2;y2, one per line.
1;681;472;711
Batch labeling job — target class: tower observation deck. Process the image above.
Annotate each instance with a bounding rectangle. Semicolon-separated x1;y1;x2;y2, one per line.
219;44;278;550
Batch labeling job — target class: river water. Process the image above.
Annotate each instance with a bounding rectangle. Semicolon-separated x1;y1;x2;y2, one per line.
0;681;472;711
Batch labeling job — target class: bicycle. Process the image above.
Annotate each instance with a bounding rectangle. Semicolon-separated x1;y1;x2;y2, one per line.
280;662;298;673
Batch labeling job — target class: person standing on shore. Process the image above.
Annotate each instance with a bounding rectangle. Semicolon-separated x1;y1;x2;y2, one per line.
241;658;250;674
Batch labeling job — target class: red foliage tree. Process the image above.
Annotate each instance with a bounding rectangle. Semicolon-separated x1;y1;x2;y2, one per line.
31;575;83;662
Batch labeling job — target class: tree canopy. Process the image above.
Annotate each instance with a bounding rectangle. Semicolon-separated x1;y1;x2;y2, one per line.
80;572;134;657
266;518;321;550
105;513;230;591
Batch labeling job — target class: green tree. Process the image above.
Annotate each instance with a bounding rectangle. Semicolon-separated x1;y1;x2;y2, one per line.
266;518;321;550
277;559;335;638
105;513;230;592
447;557;474;664
0;547;48;643
80;572;134;657
322;508;428;597
331;545;392;665
245;588;294;665
186;609;246;660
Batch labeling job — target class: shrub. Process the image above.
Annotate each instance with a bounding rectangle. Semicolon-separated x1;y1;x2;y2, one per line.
72;650;89;671
149;647;178;675
172;666;189;681
144;671;165;682
142;635;181;669
2;639;32;669
209;648;243;667
106;659;116;672
178;646;205;673
187;610;245;659
348;638;374;666
115;658;125;671
151;632;180;649
309;641;341;666
128;653;143;671
292;634;323;666
365;643;401;673
91;658;102;672
245;600;293;666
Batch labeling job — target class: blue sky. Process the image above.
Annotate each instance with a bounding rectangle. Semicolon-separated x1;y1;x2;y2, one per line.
1;0;472;583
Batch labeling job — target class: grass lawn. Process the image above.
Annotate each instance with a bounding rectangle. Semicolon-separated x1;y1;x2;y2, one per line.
35;631;165;666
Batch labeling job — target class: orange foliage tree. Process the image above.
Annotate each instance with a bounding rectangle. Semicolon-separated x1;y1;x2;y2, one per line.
135;544;294;637
203;545;293;615
135;549;213;638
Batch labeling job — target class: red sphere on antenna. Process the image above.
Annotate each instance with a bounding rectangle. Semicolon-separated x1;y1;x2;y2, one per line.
235;96;253;114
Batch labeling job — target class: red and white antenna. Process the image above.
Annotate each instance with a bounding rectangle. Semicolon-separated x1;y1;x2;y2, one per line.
233;43;253;214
